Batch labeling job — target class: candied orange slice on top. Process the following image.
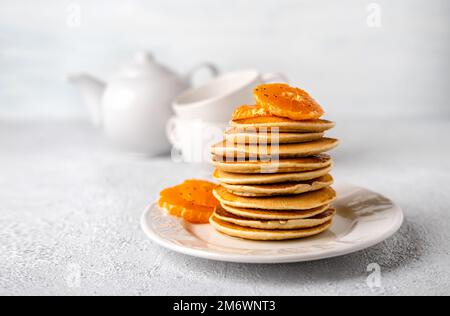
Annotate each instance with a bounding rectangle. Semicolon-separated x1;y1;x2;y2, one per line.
158;179;219;224
232;104;271;121
254;83;324;120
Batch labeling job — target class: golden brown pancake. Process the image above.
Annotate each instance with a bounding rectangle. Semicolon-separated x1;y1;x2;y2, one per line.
209;215;333;240
221;204;330;220
221;174;333;197
224;129;324;144
211;138;339;158
214;205;336;230
221;203;331;220
213;165;332;185
213;186;336;210
211;154;332;174
230;116;335;133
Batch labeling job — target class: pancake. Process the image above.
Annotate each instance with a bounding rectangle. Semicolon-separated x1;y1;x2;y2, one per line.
211;138;339;158
213;186;336;210
221;203;331;220
209;215;333;240
211;154;332;174
224;129;324;144
214;206;336;230
213;165;332;185
230;116;335;133
221;174;333;197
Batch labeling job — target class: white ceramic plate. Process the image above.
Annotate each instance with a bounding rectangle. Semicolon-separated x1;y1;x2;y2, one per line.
141;183;403;263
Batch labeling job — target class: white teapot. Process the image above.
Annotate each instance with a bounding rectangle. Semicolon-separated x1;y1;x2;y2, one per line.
69;51;218;155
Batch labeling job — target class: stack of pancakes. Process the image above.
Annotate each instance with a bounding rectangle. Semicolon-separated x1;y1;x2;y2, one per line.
209;116;339;241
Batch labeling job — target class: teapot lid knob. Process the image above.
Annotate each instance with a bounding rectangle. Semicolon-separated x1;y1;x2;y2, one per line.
117;51;177;79
134;51;154;64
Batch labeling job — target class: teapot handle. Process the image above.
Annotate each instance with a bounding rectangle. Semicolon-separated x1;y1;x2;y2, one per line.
185;63;220;86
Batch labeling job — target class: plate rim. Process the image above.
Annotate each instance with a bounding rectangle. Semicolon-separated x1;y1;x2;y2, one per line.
140;183;404;263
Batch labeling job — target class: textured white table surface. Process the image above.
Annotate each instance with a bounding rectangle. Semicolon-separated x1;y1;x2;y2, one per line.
1;117;449;296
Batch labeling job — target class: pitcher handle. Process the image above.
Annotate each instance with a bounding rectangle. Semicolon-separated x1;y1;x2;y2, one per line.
186;63;220;85
166;116;179;146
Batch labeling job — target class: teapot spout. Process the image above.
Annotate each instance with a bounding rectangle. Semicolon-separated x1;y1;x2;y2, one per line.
68;73;106;127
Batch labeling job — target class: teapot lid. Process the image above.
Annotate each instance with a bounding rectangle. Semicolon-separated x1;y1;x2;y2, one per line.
117;51;178;79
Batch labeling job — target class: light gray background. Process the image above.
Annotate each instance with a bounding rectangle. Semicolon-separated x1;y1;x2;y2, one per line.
1;0;449;296
0;0;449;119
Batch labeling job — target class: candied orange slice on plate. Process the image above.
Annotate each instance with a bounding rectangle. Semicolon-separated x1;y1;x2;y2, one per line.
254;83;324;120
159;199;214;224
179;179;219;208
158;179;219;224
180;206;214;224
